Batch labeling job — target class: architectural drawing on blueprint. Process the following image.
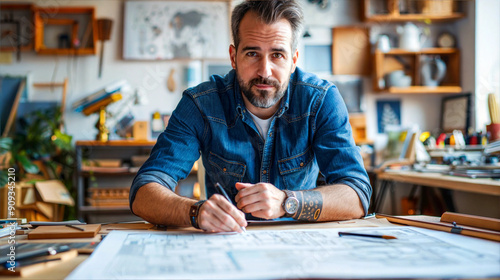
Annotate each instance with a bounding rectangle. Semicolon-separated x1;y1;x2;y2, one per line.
68;227;500;279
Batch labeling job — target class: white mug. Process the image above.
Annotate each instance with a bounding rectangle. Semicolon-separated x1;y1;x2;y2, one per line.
377;35;391;53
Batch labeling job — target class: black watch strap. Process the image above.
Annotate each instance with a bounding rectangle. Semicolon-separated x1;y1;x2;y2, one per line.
189;200;206;229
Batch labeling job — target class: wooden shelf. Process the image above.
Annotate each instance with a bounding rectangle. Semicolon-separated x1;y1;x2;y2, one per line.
79;205;131;212
363;0;465;22
34;6;97;56
76;140;157;147
364;13;464;22
80;166;137;175
383;48;459;55
0;3;35;54
373;48;461;93
388;86;462;94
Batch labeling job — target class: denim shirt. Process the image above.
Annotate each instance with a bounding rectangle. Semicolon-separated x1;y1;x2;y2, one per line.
130;67;372;215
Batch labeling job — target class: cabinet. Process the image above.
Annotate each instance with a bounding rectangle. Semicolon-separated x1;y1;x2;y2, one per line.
373;48;461;94
75;140;199;223
34;7;97;55
75;140;155;222
362;0;464;22
0;3;35;58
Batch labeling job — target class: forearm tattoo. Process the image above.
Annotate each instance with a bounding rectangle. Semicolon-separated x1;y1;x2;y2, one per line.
294;191;323;221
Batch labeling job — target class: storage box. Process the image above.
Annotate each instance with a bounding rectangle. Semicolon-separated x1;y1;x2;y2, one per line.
16;180;75;221
418;0;455;15
133;121;149;140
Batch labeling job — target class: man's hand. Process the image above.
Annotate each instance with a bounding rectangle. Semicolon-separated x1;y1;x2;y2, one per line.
235;182;286;219
197;194;247;233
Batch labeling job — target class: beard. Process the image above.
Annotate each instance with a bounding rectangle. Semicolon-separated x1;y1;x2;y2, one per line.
236;70;289;109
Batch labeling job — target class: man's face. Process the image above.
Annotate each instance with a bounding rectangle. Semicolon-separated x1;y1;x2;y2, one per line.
230;12;298;109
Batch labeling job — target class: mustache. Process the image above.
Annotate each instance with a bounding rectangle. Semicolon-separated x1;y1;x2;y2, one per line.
249;77;280;88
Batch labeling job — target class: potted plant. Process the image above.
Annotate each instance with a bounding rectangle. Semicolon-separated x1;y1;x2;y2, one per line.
0;106;76;219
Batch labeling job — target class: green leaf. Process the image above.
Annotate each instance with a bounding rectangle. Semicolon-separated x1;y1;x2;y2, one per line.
16;154;39;174
0;170;8;187
0;137;12;154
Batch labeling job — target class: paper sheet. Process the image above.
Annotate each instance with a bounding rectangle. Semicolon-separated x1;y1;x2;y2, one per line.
67;226;500;279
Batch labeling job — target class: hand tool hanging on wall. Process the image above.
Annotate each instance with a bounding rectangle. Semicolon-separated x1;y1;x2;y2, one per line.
96;18;113;78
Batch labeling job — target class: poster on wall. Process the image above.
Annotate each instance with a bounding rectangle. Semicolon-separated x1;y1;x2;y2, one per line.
377;99;401;133
123;1;230;60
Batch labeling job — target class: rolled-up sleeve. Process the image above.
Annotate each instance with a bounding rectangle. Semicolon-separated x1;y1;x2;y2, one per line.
129;92;205;213
312;85;372;215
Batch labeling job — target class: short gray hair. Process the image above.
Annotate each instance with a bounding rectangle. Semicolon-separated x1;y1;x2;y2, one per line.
231;0;304;52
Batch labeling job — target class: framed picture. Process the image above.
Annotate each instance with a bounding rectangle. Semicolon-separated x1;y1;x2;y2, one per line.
377;99;401;133
123;0;230;60
441;93;471;133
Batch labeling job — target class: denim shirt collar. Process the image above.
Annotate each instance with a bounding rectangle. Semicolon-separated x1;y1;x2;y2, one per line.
232;69;294;120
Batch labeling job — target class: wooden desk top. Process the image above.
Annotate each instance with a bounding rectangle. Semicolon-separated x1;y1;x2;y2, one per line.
377;170;500;196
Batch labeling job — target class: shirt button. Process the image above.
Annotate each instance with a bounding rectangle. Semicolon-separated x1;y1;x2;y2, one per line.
223;168;227;172
300;162;304;167
262;170;267;175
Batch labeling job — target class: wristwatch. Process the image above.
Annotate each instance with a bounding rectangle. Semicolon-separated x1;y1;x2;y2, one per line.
282;190;299;218
189;200;206;229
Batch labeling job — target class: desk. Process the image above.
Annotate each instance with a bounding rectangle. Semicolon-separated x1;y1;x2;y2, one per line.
2;218;500;279
0;219;392;279
372;170;500;214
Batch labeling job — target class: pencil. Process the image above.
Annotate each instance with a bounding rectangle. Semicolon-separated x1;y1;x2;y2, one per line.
65;224;85;231
338;231;397;239
215;182;246;233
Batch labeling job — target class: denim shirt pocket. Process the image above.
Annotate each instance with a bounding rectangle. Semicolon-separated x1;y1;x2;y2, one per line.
278;147;315;190
208;152;246;195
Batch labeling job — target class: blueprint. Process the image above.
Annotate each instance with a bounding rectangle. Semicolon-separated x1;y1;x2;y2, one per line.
67;226;500;279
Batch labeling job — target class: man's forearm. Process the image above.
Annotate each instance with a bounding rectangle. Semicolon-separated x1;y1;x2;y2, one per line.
294;184;364;222
131;182;196;226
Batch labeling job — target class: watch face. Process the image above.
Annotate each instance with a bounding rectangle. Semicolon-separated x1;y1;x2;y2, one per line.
285;197;299;214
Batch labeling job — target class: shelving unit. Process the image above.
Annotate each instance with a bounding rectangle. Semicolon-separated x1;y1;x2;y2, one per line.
0;3;35;58
34;7;97;55
373;48;461;94
75;140;156;222
75;140;199;223
362;0;464;22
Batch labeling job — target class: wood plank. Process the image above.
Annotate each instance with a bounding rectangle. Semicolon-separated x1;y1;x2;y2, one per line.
381;48;458;55
377;170;500;196
364;13;464;22
45;18;76;25
2;80;25;138
332;26;371;75
388;86;462;94
36;48;96;55
76;140;156;146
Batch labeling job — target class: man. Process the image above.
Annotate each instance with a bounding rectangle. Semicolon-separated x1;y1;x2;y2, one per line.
130;0;371;233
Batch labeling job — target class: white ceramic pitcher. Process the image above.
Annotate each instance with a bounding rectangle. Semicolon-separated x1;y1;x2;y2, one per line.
397;23;426;51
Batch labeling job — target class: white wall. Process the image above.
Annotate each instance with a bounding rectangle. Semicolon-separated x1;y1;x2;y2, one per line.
475;0;500;130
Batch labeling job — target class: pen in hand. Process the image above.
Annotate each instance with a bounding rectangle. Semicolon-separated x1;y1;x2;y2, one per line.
215;182;247;233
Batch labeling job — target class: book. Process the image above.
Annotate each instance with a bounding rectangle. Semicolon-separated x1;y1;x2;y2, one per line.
27;224;101;239
0;222;17;238
0;218;27;224
72;79;128;112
